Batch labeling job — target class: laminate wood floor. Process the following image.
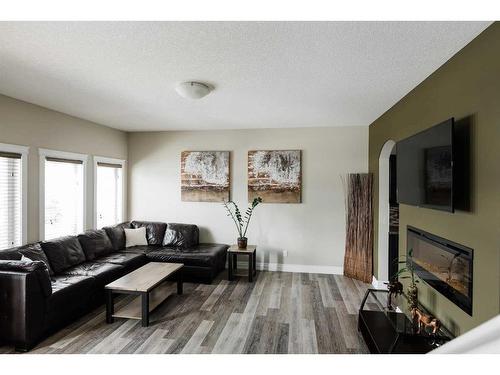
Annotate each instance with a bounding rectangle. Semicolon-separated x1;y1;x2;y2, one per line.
0;271;370;354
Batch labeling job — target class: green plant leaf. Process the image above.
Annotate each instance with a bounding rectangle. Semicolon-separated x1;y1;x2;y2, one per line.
393;268;408;278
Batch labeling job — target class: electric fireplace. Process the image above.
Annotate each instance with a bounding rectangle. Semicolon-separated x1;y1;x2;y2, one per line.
407;226;473;315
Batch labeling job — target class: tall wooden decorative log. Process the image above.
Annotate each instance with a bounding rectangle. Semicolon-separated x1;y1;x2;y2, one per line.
342;173;374;283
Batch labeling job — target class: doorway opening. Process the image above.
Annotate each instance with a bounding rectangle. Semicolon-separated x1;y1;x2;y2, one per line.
377;140;399;283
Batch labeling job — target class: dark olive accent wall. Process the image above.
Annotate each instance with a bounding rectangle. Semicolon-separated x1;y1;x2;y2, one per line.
369;22;500;335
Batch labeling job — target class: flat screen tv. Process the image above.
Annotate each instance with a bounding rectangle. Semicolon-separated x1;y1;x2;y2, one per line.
397;118;454;212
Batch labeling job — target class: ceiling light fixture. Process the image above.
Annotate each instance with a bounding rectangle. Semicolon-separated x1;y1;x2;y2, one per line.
175;81;212;100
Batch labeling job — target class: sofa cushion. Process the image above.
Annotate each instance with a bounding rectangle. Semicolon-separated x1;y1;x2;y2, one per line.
103;222;131;251
41;236;86;274
118;245;157;255
131;221;167;246
61;261;125;287
77;229;114;261
147;243;228;268
162;223;199;248
94;252;147;272
17;242;54;276
50;274;94;298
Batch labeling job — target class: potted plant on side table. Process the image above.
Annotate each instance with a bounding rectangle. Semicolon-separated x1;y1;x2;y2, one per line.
223;197;262;249
394;248;420;310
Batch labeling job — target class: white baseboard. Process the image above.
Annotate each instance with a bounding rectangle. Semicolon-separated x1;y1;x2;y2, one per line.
258;262;343;275
233;261;343;275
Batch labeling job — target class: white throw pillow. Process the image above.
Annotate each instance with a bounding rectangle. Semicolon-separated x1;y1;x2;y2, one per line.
124;227;148;247
20;255;33;263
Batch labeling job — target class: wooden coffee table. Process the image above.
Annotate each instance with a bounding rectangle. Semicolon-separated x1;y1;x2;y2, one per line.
105;262;183;327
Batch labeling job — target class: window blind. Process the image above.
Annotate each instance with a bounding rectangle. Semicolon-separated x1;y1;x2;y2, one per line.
96;163;123;228
97;161;122;169
0;153;22;250
44;158;84;240
45;156;83;164
0;151;22;159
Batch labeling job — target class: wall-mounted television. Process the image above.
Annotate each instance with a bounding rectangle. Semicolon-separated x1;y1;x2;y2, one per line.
397;118;455;212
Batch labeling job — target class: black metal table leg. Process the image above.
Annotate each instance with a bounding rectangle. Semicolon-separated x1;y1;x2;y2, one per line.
253;249;257;276
177;270;183;295
141;292;149;327
106;290;114;324
248;253;253;282
233;253;237;270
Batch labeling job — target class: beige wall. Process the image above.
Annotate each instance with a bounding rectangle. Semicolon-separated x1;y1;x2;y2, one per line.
369;23;500;335
0;94;128;242
128;127;368;272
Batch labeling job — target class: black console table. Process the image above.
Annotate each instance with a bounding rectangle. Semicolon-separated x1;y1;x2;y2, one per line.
358;289;452;354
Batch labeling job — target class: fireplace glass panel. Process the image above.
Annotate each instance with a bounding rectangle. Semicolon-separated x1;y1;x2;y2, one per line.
407;226;473;315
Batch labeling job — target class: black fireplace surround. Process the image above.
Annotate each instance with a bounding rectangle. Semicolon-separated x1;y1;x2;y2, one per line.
0;221;228;351
407;226;473;315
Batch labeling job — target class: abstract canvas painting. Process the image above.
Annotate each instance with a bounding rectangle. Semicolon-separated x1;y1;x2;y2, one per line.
181;151;230;202
248;150;301;203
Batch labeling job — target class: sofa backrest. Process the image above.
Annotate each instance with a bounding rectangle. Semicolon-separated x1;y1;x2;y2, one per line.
131;221;167;246
77;229;114;261
41;236;86;274
0;243;54;276
0;219;202;276
17;242;54;276
103;221;131;251
163;223;199;248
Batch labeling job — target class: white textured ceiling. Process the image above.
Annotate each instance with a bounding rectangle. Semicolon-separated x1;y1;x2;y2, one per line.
0;21;491;131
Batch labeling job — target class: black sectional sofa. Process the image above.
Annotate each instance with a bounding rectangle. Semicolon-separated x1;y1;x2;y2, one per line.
0;221;228;351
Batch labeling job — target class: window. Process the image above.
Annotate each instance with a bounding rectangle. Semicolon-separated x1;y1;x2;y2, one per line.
40;149;87;240
94;157;125;228
0;143;28;250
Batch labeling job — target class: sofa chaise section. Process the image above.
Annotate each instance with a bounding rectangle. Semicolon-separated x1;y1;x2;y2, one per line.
147;243;228;282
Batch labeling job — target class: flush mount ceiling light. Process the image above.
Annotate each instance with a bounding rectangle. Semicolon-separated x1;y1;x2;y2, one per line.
175;81;212;100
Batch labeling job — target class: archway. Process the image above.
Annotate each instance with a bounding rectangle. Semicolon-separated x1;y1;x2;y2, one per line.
377;139;396;283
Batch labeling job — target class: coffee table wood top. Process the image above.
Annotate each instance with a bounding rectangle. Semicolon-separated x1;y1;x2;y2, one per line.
228;245;256;254
105;262;183;293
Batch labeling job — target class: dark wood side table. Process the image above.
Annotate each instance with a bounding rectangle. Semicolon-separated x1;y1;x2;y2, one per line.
227;245;257;282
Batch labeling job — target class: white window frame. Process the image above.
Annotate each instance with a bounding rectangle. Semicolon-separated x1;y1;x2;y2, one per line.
39;148;88;240
0;142;29;245
93;156;127;229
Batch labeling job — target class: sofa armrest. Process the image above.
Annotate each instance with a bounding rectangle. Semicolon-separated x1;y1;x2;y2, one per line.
0;260;52;351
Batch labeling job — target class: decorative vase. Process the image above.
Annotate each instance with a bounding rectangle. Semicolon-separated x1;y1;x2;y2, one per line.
407;284;418;310
237;237;248;249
